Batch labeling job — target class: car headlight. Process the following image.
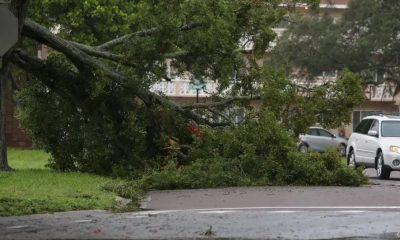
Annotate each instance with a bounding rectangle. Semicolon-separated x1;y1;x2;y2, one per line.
390;145;400;153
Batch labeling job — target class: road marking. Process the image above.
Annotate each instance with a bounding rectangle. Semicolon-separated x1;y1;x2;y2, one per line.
7;225;29;229
135;210;179;215
199;210;238;214
126;215;147;219
270;211;302;213
336;210;366;213
137;206;400;215
74;219;93;223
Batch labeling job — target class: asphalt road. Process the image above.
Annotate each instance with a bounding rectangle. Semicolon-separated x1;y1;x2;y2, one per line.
2;169;400;239
140;169;400;210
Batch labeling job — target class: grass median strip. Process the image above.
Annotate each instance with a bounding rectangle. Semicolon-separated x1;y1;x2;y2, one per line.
0;148;135;216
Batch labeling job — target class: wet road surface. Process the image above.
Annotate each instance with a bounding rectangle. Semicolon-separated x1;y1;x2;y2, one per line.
2;169;400;239
2;209;400;239
141;169;400;210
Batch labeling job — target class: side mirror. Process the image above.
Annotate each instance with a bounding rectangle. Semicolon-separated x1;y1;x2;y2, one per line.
368;130;378;137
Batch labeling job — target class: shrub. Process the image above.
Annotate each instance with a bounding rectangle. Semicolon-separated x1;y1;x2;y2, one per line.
104;111;368;198
140;157;247;190
138;150;368;190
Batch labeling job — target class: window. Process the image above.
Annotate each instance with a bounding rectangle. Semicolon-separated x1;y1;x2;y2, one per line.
369;120;379;133
381;121;400;137
318;129;333;138
352;111;361;131
353;111;388;131
354;120;365;133
355;119;374;134
166;60;178;79
307;129;319;136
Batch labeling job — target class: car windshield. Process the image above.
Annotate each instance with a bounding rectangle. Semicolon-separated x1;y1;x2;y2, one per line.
381;121;400;137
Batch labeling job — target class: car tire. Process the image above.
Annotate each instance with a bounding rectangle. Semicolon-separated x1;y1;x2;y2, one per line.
299;143;308;153
347;149;357;169
376;151;391;180
338;144;346;157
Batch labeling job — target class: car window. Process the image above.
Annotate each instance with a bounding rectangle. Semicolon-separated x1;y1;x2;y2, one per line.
355;119;374;134
361;119;374;134
318;129;332;138
381;121;400;137
369;120;379;133
307;129;319;136
354;120;366;133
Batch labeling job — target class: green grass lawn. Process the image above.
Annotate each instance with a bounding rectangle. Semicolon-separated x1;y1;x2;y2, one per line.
7;148;49;169
0;148;124;216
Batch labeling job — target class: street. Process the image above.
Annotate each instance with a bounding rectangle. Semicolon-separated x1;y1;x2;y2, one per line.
140;169;400;211
2;169;400;239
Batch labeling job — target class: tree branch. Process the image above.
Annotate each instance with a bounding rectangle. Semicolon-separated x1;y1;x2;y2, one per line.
97;23;202;50
21;19;228;127
97;27;158;50
23;18;128;85
205;107;235;126
70;40;189;64
182;95;261;109
69;41;126;62
163;50;190;59
144;92;229;127
10;50;84;107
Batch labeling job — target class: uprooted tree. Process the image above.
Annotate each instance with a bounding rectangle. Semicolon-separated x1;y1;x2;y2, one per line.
0;0;363;176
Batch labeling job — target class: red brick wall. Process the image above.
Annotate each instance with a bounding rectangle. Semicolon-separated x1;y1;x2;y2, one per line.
5;89;32;148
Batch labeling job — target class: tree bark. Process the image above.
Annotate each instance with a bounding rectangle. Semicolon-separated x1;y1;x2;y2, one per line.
0;68;9;171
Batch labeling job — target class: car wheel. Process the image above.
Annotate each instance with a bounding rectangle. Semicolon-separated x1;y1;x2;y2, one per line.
347;149;357;169
299;143;308;153
338;144;346;157
377;151;391;180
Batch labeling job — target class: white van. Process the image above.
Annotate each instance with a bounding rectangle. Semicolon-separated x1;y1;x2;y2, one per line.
347;115;400;179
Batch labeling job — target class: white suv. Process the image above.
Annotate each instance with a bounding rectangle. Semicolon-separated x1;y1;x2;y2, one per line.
347;115;400;179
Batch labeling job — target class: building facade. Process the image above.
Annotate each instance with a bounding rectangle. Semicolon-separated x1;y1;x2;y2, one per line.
5;88;32;148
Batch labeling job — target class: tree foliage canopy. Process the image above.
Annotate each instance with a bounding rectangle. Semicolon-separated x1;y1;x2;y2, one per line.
272;0;400;87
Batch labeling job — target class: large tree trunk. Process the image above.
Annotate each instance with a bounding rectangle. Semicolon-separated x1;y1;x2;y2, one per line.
0;0;30;171
10;0;29;37
0;68;9;171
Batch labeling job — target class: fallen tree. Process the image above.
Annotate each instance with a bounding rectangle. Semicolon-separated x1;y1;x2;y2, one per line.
1;0;363;176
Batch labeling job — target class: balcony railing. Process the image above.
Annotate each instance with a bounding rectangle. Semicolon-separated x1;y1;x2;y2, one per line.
366;83;397;102
150;78;219;97
151;76;399;103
